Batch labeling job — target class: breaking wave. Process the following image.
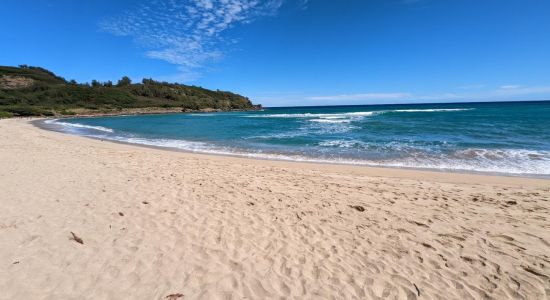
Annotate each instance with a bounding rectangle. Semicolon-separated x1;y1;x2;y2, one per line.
391;108;474;113
249;111;378;119
45;119;114;133
39;102;550;178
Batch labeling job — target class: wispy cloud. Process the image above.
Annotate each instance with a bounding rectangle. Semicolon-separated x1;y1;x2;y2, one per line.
494;85;550;96
499;84;522;89
297;0;309;9
259;84;550;106
306;85;550;103
100;0;286;81
300;92;459;105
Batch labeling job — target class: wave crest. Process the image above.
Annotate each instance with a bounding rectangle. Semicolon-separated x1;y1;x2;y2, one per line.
249;108;474;119
45;119;114;133
249;111;378;119
391;108;474;113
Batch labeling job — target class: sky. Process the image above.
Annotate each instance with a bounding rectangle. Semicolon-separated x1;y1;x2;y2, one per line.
1;0;550;107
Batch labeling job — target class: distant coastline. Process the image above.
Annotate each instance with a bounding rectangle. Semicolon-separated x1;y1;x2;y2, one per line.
40;106;262;119
0;65;261;118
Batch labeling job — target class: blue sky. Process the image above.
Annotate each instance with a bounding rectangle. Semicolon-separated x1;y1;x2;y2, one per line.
2;0;550;106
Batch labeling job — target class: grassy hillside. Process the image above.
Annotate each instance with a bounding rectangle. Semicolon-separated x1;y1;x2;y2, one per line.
0;65;260;117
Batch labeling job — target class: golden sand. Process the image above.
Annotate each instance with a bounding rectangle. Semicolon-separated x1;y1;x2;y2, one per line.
1;119;549;299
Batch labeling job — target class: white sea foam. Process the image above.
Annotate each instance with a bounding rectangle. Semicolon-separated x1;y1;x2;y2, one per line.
309;119;352;124
69;130;550;176
377;148;550;175
249;111;378;119
453;148;550;161
111;137;211;151
249;108;473;120
254;143;549;175
252;148;549;176
45;119;114;133
391;108;474;113
318;140;363;148
248;131;309;140
44;106;548;177
248;122;359;139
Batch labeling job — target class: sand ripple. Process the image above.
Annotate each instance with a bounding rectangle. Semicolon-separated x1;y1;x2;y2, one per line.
0;119;549;299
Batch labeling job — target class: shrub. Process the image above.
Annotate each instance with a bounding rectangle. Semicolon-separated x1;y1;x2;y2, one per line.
3;106;40;116
0;110;13;118
3;106;50;116
60;109;76;115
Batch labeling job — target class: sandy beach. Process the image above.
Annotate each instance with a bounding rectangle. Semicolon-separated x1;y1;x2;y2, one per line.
0;118;549;299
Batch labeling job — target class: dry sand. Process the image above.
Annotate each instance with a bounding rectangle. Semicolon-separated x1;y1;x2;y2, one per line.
0;118;549;299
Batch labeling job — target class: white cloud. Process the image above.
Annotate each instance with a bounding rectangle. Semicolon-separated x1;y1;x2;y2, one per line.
499;85;522;89
494;85;550;96
100;0;285;81
297;0;309;9
156;66;204;82
304;85;550;103
258;85;550;106
304;92;464;103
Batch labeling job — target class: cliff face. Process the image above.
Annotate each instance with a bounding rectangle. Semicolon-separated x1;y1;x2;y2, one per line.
0;66;260;117
0;75;36;90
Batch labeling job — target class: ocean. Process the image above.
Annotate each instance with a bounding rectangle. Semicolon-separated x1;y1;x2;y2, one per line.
43;101;550;177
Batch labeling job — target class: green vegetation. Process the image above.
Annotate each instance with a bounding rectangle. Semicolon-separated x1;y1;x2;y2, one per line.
0;65;260;117
0;110;13;119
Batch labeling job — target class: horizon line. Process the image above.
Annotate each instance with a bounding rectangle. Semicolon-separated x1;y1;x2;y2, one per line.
264;99;550;109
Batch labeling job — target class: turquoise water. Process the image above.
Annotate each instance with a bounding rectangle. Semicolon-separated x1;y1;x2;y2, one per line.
46;101;550;176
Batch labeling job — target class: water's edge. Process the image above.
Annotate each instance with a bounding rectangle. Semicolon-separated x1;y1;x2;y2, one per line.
33;118;550;180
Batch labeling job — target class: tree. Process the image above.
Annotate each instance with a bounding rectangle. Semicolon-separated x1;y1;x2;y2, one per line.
142;78;156;85
104;80;113;87
91;80;101;87
117;76;132;87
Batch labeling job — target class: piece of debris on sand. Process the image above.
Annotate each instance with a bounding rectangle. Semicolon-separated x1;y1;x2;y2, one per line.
349;205;365;212
70;232;84;244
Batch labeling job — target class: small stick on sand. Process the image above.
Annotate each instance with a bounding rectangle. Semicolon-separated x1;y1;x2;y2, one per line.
349;205;365;212
70;232;84;244
165;293;183;299
413;283;420;296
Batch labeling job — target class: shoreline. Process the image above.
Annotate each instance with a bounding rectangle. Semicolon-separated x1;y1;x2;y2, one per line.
34;117;550;185
1;118;549;299
41;106;262;119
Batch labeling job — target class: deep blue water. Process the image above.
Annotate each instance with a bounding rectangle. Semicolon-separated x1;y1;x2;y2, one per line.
46;101;550;176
